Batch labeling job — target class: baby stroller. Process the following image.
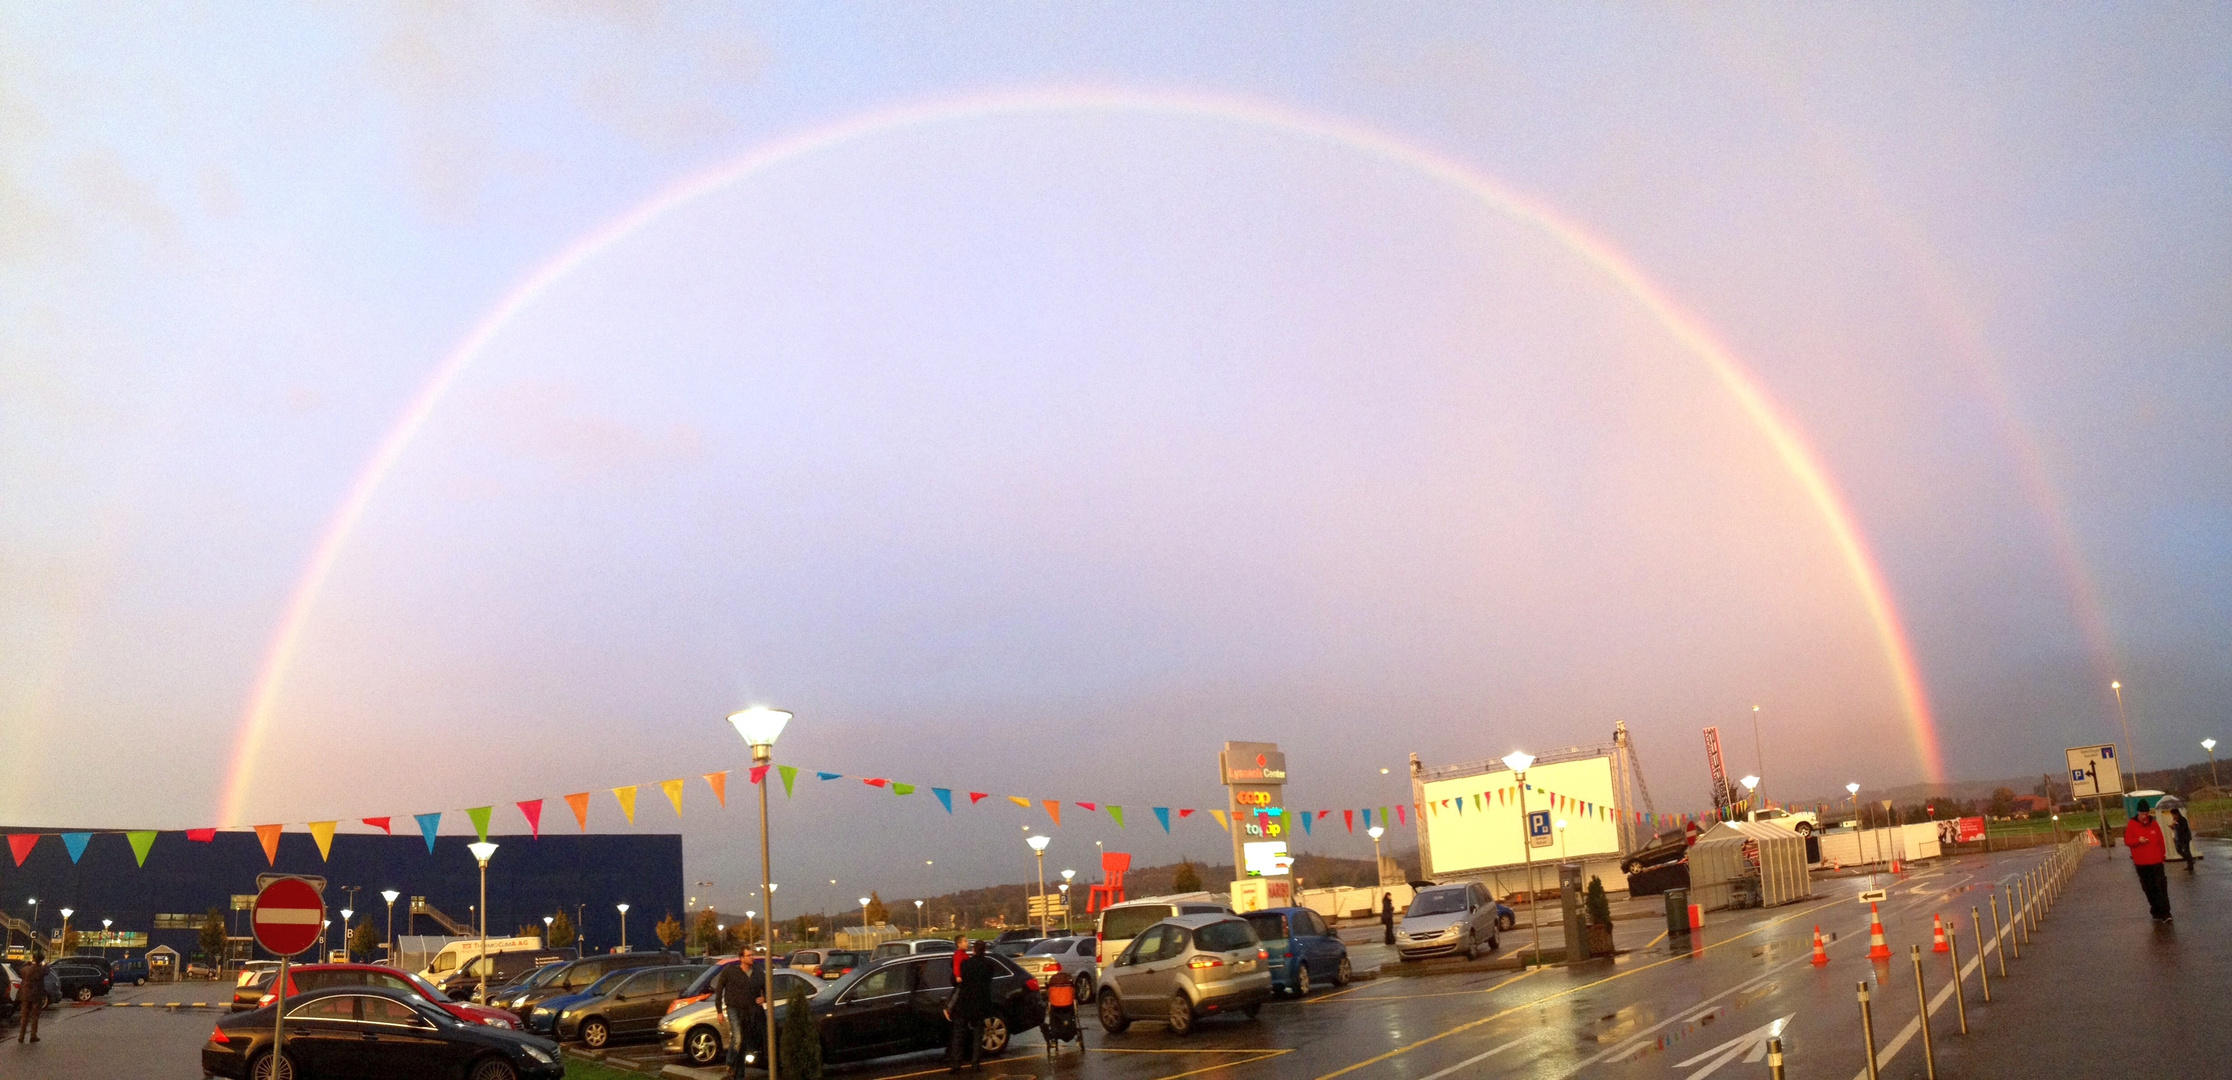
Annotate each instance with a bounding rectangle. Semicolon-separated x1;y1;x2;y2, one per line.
1042;971;1083;1055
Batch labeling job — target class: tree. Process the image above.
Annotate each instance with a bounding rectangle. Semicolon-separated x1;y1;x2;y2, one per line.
1988;788;2018;818
1172;859;1203;894
199;907;229;966
1583;876;1613;928
547;910;576;949
865;892;889;927
693;909;723;954
655;913;684;949
349;920;380;961
778;987;824;1080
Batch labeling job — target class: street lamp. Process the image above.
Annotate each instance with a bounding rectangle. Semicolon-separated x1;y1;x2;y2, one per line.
1750;705;1766;809
27;899;38;948
729;704;792;1080
340;909;353;961
1847;782;1872;867
1367;825;1386;883
2204;738;2220;790
382;890;400;964
1556;820;1569;860
468;841;498;1001
858;897;872;942
616;903;630;952
1026;835;1052;937
2111;681;2135;786
1060;869;1077;931
60;908;72;952
1501;750;1541;965
543;914;553;949
101;918;112;957
914;899;925;935
1740;775;1760;819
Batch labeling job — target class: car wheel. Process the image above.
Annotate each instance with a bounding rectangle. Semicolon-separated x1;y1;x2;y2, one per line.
580;1017;610;1048
1098;990;1128;1035
135;978;147;987
685;1025;723;1066
74;986;93;1002
1796;822;1814;836
469;1058;518;1080
1333;956;1353;986
1498;913;1516;932
980;1015;1010;1055
1294;963;1311;997
249;1050;297;1080
1167;993;1195;1036
1075;973;1095;1002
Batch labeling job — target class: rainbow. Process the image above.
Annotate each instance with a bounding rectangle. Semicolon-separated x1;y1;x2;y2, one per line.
218;87;1945;826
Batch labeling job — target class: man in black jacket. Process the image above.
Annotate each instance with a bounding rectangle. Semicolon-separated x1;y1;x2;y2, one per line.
946;942;1000;1072
710;961;766;1079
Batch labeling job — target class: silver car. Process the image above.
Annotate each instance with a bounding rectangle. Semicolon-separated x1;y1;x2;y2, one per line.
1396;881;1500;960
659;967;826;1068
1096;914;1270;1037
1010;935;1103;1001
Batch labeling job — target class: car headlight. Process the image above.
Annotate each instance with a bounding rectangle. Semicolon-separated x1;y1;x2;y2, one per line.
522;1044;556;1064
481;1017;514;1028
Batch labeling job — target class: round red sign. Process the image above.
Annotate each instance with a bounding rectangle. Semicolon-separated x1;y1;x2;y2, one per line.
251;876;326;957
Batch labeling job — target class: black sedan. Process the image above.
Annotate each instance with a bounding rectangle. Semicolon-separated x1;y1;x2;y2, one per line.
783;952;1045;1066
51;960;111;1002
203;985;564;1080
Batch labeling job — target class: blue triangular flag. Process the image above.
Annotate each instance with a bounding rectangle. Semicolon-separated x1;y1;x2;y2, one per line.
1454;798;1463;815
816;772;843;781
1152;807;1171;833
1362;808;1372;831
933;788;954;814
1299;813;1313;836
61;832;92;863
415;812;442;853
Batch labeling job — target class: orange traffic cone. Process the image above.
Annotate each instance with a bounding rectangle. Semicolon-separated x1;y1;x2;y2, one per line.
1866;903;1892;960
1810;925;1830;966
1931;913;1950;953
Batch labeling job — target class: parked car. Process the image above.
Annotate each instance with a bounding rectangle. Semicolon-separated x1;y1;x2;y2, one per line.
497;950;682;1023
659;964;825;1067
201;985;564;1080
1;962;19;1023
1395;882;1500;961
787;951;1043;1064
481;959;574;1016
1243;907;1351;995
783;949;862;980
231;969;280;1011
109;954;150;985
1744;807;1820;835
869;938;958;961
1012;936;1103;1000
58;954;114;977
533;963;699;1048
431;947;575;1000
49;959;111;1001
250;963;519;1028
989;936;1041;958
1096;914;1270;1036
1094;893;1234;966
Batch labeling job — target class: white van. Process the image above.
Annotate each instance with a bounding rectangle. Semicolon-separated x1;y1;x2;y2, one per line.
416;935;543;984
1094;893;1232;967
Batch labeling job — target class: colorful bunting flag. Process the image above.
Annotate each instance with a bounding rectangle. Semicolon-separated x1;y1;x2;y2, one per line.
661;779;686;817
363;817;392;834
254;824;283;865
933;788;954;813
61;832;91;863
186;829;216;843
893;783;915;796
1299;812;1313;835
1153;807;1172;833
1343;810;1355;833
747;764;770;785
415;813;442;852
127;831;157;867
1208;810;1228;831
969;792;989;804
564;792;591;831
308;822;337;861
613;786;639;824
705;772;732;806
863;778;888;788
817;772;843;781
1076;802;1097;812
518;800;544;839
1043;800;1062;826
1361;808;1372;831
1179;808;1197;818
1007;796;1031;809
1397;805;1407;825
777;767;797;798
1108;805;1125;828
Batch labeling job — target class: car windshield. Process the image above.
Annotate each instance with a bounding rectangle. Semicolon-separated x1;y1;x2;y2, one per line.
583;969;635;995
1023;939;1076;956
1244;913;1289;947
514;964;564;990
404;973;452;1003
1408;890;1470;918
820;951;860;968
1194;921;1257;953
1099;906;1172;941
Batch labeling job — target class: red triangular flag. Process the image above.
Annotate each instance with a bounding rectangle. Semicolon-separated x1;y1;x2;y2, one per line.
1344;810;1355;833
362;817;392;834
1397;805;1408;825
969;792;989;804
254;824;283;866
1178;808;1196;818
517;800;544;838
564;792;592;830
7;834;37;866
186;828;217;842
863;778;888;788
748;764;771;784
1076;802;1097;812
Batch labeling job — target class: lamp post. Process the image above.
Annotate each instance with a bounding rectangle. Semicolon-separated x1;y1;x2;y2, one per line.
27;899;37;950
616;903;629;952
2111;681;2135;787
914;899;925;935
1367;825;1386;884
1740;775;1760;819
1502;751;1541;965
1060;870;1077;931
1556;820;1569;861
101;918;112;957
468;841;498;1001
2204;739;2220;790
1750;705;1766;809
382;890;400;964
1026;835;1052;937
543;915;553;950
1847;782;1868;866
60;908;72;953
340;909;353;962
858;897;872;941
729;705;792;1080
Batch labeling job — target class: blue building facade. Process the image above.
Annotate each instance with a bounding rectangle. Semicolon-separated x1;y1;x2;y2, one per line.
1;829;682;961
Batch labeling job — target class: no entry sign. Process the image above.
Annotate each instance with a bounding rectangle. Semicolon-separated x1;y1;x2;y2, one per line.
252;876;326;957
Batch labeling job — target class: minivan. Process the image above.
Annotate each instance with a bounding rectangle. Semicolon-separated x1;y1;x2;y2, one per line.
1242;907;1350;995
1094;893;1232;967
501;950;683;1022
1095;914;1270;1036
1395;882;1500;960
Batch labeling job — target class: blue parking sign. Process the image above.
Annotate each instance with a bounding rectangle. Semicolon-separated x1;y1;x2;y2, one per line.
1528;810;1552;839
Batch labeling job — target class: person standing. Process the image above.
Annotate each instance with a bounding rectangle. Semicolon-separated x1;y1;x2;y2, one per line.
1380;893;1396;946
946;941;999;1072
710;960;766;1079
16;953;47;1043
2124;803;2172;923
2168;806;2197;867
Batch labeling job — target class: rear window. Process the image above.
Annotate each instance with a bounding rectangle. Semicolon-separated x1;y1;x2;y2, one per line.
1100;905;1174;940
821;951;861;967
1194;921;1258;953
1244;913;1288;945
1023;939;1074;956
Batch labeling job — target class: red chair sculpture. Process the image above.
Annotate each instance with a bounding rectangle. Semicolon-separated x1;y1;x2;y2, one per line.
1086;852;1131;912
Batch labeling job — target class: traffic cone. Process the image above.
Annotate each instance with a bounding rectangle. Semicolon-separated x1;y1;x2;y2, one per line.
1931;913;1950;953
1810;925;1830;966
1866;903;1892;960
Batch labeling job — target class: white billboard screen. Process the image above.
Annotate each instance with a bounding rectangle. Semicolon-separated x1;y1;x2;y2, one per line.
1422;755;1621;876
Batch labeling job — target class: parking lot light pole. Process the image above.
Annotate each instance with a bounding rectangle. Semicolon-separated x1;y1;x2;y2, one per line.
468;842;498;1001
915;899;925;935
382;890;400;964
101;918;111;957
340;908;353;961
1061;870;1077;931
859;897;872;941
1501;751;1539;965
730;704;793;1078
1026;835;1052;937
59;908;72;952
616;903;629;951
2205;739;2220;789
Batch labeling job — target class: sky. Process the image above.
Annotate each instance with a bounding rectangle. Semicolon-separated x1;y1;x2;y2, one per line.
2;3;2227;915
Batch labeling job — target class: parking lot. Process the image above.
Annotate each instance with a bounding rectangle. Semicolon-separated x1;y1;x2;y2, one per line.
9;841;2224;1080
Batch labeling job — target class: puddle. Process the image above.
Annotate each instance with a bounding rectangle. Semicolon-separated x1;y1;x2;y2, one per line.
1610;982;1780;1064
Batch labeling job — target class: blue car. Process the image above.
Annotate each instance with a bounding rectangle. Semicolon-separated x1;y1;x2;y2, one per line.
1243;908;1350;996
109;955;149;986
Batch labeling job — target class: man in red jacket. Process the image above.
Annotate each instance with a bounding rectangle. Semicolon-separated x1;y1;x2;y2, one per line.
2123;803;2172;923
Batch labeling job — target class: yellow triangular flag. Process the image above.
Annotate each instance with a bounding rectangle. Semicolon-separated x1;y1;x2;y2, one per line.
660;778;686;817
308;821;338;861
1208;809;1229;832
613;785;639;824
1007;796;1032;809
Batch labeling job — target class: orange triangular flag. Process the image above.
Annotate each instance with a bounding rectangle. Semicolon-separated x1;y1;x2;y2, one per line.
613;786;639;823
1007;796;1031;809
703;771;729;807
660;778;686;817
1043;800;1062;826
307;821;338;861
565;792;592;830
254;824;283;866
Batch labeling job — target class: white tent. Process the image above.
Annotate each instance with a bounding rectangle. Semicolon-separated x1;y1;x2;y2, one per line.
1688;822;1813;911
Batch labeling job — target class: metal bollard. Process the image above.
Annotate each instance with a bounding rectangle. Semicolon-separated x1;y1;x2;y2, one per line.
1995;891;2016;964
1972;907;1991;1002
1912;946;1937;1079
1948;927;1968;1034
1857;981;1880;1080
1767;1035;1786;1080
2019;881;2031;945
2006;888;2022;958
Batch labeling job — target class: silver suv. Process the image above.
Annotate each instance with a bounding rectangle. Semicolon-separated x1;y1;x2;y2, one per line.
1396;881;1499;961
1096;914;1271;1036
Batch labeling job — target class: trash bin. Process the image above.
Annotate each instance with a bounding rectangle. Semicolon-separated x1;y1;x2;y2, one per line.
1664;887;1690;937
